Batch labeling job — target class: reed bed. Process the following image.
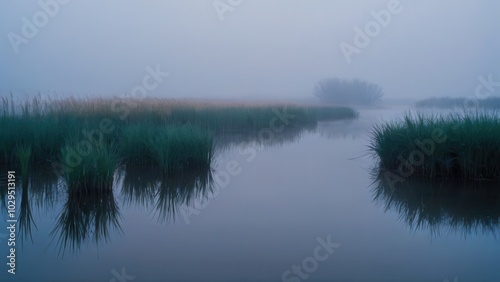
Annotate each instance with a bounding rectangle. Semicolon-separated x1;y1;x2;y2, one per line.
147;125;213;173
59;142;119;191
120;123;213;171
0;97;357;164
415;96;500;109
0;96;356;189
370;112;500;180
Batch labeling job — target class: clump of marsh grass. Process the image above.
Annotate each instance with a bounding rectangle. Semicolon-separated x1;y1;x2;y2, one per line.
119;124;214;173
60;141;119;191
148;125;213;173
119;124;155;164
370;111;500;180
0;114;66;165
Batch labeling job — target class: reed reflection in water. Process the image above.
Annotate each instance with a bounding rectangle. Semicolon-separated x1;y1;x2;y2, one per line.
50;178;122;256
119;164;214;224
372;171;500;238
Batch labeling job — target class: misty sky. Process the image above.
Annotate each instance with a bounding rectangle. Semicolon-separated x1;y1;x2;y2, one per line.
1;0;499;100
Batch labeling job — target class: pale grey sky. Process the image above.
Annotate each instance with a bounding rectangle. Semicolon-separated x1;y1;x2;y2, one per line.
1;0;499;100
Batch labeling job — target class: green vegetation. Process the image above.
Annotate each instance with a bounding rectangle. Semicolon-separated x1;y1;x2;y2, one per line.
120;123;214;172
147;125;213;173
415;96;500;109
16;145;31;183
0;96;357;190
60;141;120;191
370;112;500;180
313;78;384;105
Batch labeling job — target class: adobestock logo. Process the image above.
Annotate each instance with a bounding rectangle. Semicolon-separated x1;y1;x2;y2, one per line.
463;74;500;109
7;0;71;54
282;235;340;282
109;267;135;282
213;0;243;22
340;0;405;63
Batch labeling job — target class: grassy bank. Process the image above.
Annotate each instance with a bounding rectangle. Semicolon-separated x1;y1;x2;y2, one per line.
1;96;357;188
415;96;500;109
120;124;213;170
370;112;500;180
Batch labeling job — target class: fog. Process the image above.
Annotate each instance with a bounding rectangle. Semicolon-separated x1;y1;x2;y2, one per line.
1;0;499;100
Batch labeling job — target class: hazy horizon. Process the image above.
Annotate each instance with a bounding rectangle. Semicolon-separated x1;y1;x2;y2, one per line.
2;0;499;100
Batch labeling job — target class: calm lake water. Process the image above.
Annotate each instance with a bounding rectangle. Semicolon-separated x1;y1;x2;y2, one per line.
1;106;500;281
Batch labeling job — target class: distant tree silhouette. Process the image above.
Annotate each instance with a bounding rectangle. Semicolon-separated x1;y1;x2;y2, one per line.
313;78;384;105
